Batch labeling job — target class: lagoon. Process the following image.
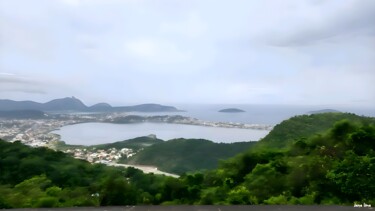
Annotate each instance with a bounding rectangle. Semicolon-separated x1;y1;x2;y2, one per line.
52;122;270;145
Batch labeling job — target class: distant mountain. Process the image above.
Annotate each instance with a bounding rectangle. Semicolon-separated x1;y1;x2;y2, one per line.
43;97;87;111
0;97;180;113
113;104;180;112
0;100;41;111
219;108;245;113
0;110;46;119
0;97;86;111
88;103;112;111
307;109;341;114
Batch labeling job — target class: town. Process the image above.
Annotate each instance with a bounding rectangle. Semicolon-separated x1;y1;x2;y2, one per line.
0;112;273;169
0;112;272;147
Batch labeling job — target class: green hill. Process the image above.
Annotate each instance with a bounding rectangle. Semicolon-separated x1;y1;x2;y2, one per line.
91;113;375;175
192;113;375;205
90;136;164;150
258;112;375;148
125;139;257;174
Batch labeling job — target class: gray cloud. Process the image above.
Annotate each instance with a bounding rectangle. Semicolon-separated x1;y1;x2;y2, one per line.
0;0;374;106
0;75;36;84
269;0;375;46
0;73;47;94
0;87;47;94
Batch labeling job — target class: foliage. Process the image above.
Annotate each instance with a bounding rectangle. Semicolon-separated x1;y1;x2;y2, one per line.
259;112;374;148
1;113;374;207
0;140;179;207
195;114;375;205
125;139;257;174
91;136;164;151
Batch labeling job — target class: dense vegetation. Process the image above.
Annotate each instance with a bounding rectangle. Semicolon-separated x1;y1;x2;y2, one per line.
190;117;375;205
1;113;374;208
125;139;257;174
259;112;373;148
0;140;186;208
92;136;164;151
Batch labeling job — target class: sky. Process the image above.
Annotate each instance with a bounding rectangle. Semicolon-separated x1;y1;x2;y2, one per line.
0;0;374;107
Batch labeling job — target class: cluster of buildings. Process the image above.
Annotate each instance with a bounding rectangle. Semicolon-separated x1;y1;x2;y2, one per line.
0;116;139;165
64;147;136;164
0;119;83;147
169;116;273;130
0;113;124;147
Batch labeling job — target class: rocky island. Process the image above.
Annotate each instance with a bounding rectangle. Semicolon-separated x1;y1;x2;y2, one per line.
218;108;245;113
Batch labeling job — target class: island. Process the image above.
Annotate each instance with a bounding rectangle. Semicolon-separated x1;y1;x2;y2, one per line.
218;108;245;113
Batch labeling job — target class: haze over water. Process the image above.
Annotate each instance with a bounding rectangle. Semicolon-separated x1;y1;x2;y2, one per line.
130;104;375;124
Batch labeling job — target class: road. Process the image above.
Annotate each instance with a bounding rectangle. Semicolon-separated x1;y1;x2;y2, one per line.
108;163;180;178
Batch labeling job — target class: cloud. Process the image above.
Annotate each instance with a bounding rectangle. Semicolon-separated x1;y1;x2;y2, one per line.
160;12;207;38
124;38;192;65
281;65;375;105
0;73;16;76
60;0;82;7
0;0;374;106
0;73;47;94
0;11;56;60
267;0;375;46
0;73;35;84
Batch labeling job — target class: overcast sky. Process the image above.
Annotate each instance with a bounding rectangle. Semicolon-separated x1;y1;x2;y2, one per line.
0;0;374;106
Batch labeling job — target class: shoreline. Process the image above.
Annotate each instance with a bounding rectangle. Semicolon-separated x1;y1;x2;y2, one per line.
0;112;272;149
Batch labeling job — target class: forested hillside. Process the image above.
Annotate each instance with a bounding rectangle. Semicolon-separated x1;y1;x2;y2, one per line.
191;115;375;205
0;140;183;208
125;139;257;174
259;112;374;148
1;113;374;207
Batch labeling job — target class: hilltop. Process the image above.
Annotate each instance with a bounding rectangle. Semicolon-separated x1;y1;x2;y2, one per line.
257;112;374;149
307;109;341;114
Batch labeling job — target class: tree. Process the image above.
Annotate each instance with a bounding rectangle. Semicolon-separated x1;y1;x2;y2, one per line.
100;174;137;205
327;152;375;202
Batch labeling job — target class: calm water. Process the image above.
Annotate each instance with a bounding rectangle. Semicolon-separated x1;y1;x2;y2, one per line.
53;104;375;145
52;122;270;145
